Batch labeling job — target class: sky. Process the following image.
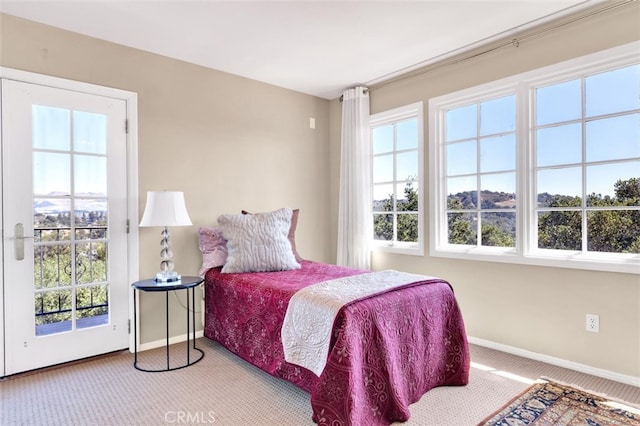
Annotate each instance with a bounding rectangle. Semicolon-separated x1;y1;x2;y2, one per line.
32;106;108;198
440;64;639;200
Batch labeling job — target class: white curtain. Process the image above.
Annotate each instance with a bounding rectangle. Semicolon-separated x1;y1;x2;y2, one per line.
337;86;372;269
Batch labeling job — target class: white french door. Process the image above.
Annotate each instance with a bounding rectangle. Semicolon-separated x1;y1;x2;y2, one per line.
1;78;131;376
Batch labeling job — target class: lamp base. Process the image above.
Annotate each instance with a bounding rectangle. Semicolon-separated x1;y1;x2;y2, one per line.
154;271;181;282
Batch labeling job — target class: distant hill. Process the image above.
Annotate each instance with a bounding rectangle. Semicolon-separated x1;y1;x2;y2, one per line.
449;190;572;209
33;193;107;214
447;190;517;235
449;190;516;210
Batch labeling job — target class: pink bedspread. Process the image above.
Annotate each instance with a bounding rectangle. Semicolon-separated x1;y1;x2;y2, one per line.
204;260;470;425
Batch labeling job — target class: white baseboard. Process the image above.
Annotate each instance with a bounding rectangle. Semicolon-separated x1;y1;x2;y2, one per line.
131;332;639;387
468;336;640;387
137;330;204;352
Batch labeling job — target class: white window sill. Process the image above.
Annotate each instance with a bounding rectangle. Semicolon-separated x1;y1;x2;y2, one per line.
373;243;424;256
430;246;640;274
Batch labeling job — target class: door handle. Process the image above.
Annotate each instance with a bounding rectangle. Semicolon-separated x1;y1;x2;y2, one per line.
15;223;35;261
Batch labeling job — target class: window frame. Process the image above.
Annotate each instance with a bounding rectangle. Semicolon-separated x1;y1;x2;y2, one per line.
370;101;424;256
429;41;640;274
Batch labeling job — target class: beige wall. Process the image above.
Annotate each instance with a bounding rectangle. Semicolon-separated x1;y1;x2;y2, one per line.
330;2;640;380
2;3;639;381
1;13;331;344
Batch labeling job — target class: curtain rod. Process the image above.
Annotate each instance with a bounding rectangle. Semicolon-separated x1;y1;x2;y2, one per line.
367;0;636;93
338;88;369;103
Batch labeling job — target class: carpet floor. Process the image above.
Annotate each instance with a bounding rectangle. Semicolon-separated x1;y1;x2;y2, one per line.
1;339;638;425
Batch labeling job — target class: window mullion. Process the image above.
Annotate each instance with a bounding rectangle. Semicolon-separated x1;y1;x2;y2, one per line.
393;124;398;243
517;82;529;257
580;76;589;253
429;41;640;273
476;103;481;248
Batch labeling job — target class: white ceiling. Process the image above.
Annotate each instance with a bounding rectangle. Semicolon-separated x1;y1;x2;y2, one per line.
1;0;601;99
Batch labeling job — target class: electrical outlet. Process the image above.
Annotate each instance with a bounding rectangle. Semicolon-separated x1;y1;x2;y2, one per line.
586;314;599;333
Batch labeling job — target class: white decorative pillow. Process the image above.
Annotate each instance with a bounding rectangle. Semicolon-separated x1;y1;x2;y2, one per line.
218;207;301;273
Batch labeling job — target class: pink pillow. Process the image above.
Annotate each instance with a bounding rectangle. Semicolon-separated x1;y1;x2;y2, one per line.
241;208;302;262
198;226;228;276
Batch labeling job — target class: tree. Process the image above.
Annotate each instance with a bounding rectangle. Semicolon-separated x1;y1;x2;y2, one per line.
538;177;640;253
538;211;582;250
373;195;394;241
397;180;419;242
482;223;514;247
447;197;516;247
591;177;637;254
613;177;640;204
33;210;109;326
447;199;475;245
373;180;419;242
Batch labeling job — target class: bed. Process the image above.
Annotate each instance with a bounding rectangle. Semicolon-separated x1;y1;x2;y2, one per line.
199;207;470;425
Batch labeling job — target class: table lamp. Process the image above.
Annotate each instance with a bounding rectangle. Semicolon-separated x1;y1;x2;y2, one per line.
139;191;192;282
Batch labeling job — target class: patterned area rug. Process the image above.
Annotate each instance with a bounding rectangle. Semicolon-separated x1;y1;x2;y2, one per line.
479;378;640;425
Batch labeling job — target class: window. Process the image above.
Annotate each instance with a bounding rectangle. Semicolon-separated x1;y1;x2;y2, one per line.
534;66;639;256
445;94;517;249
370;102;424;254
429;42;639;273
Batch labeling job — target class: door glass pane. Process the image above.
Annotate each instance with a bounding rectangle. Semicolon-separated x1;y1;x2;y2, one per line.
34;197;71;239
73;111;107;154
35;289;72;336
75;199;108;230
32;105;70;151
33;152;70;195
76;285;109;329
33;244;72;289
76;242;107;284
75;155;107;195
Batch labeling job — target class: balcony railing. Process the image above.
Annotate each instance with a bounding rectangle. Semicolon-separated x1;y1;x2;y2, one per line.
33;225;109;336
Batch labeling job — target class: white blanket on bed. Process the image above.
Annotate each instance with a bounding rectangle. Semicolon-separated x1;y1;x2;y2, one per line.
281;269;432;376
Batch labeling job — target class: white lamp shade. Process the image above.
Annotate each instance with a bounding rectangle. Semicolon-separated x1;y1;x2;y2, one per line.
139;191;192;227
